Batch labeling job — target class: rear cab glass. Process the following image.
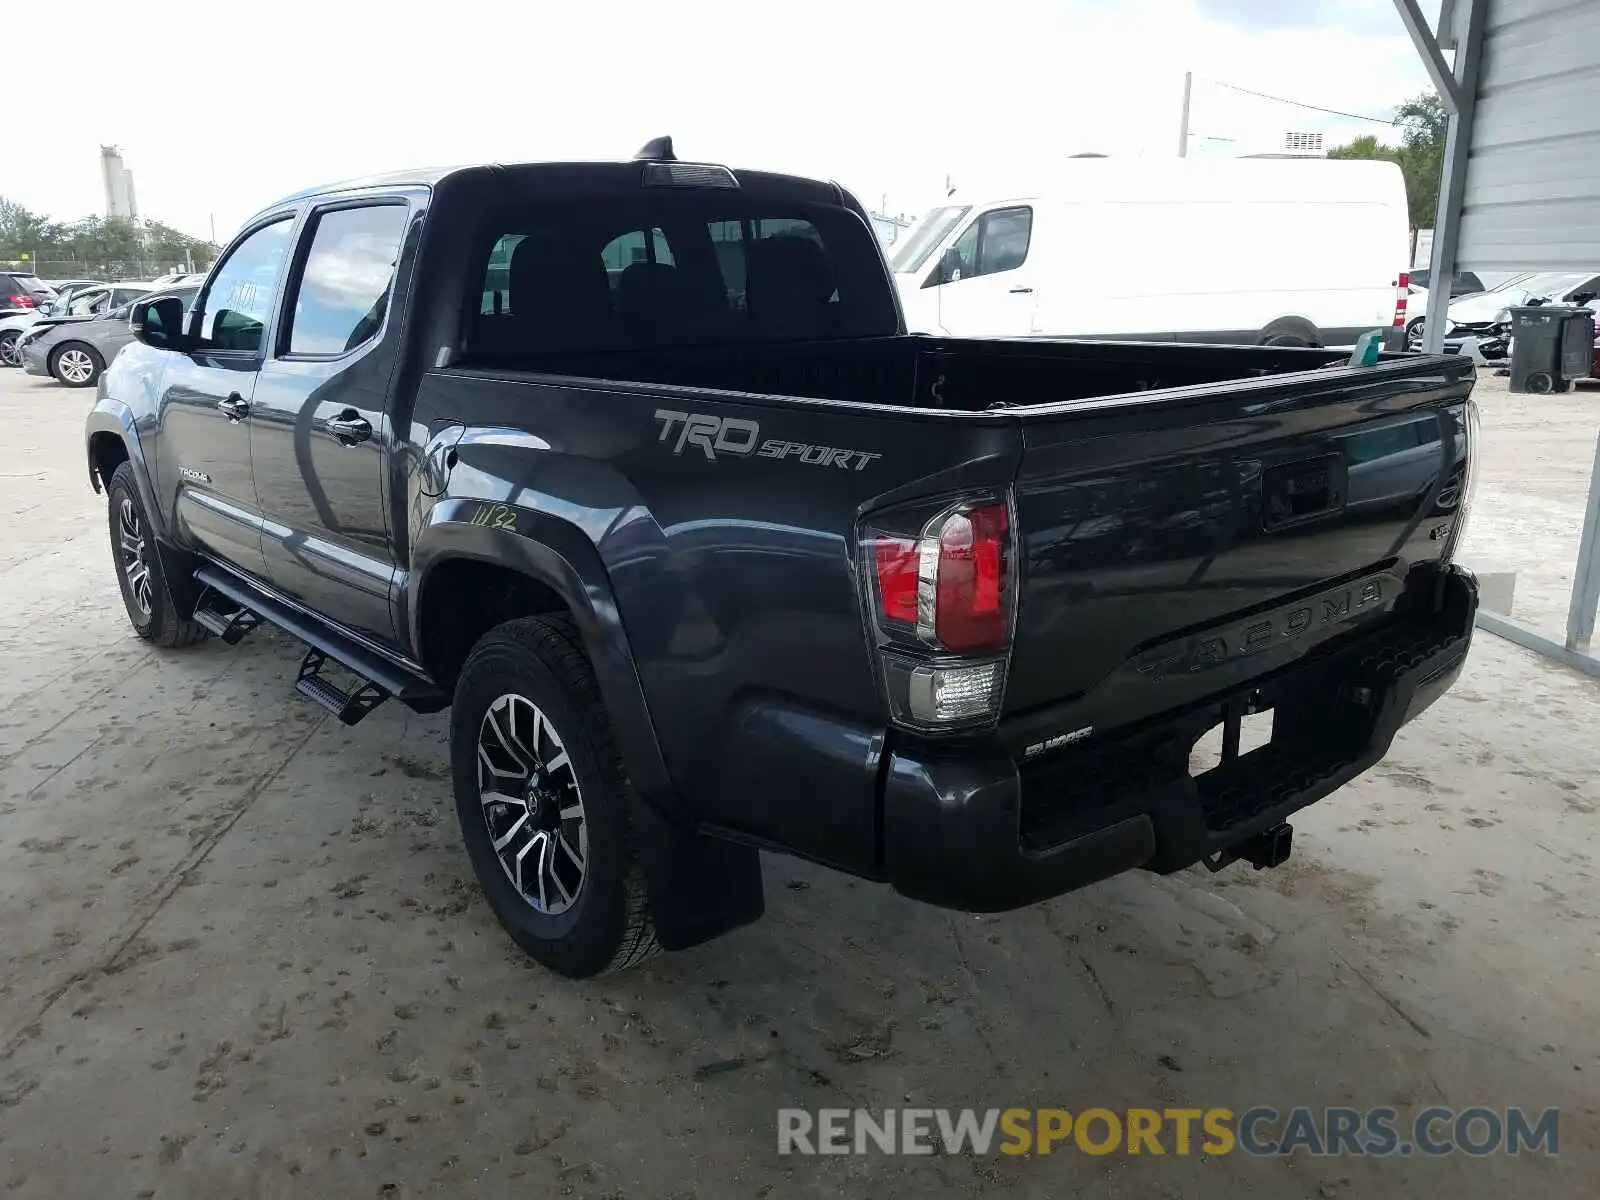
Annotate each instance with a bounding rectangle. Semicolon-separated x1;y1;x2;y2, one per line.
464;191;898;359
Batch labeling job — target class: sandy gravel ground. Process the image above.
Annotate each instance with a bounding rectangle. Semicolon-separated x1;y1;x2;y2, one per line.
0;368;1595;1199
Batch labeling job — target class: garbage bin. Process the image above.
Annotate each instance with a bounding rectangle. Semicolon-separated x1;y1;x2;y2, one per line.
1508;304;1598;394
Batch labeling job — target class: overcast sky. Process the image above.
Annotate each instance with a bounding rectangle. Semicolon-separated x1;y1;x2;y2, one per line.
12;0;1442;243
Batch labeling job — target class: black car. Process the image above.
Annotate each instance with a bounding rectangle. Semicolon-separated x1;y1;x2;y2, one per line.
84;143;1480;980
1409;268;1485;298
0;270;55;312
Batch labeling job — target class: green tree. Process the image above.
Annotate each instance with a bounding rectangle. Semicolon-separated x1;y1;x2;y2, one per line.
1327;92;1449;228
0;197;66;263
1;194;217;276
1394;93;1448;228
1327;134;1397;164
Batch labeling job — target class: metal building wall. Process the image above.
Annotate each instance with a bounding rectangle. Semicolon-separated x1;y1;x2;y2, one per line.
1454;0;1600;272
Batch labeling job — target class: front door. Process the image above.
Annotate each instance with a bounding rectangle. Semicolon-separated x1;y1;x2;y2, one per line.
156;216;297;578
930;205;1037;337
250;199;412;647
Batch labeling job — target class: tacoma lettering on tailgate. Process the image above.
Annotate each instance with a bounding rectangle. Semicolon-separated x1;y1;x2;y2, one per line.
1134;576;1388;683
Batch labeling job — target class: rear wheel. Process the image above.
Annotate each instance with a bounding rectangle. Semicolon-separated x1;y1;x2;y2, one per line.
51;342;103;388
0;329;20;367
1259;317;1320;349
450;616;659;979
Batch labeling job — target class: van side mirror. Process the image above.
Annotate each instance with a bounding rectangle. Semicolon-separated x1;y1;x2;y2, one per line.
129;296;191;352
937;247;964;285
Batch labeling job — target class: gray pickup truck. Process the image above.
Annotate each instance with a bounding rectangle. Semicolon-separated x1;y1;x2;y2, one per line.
86;140;1479;978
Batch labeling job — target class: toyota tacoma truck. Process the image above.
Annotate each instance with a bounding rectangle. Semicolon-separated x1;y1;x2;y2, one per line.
85;140;1480;979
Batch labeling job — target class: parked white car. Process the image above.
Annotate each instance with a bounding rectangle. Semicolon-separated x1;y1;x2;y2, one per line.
1416;270;1600;348
1401;267;1492;343
0;310;40;367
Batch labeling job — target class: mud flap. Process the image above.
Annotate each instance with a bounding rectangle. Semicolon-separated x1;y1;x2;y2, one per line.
632;796;765;951
154;538;206;619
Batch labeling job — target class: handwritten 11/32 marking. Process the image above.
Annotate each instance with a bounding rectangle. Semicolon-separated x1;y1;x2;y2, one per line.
469;503;517;531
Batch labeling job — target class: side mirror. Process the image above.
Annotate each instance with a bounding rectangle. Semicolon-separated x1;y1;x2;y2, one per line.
130;296;190;352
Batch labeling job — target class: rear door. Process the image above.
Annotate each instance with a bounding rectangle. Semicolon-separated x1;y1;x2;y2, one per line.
156;215;296;576
250;198;412;646
931;206;1038;336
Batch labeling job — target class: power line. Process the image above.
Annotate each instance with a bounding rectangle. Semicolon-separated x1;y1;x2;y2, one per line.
1207;78;1399;126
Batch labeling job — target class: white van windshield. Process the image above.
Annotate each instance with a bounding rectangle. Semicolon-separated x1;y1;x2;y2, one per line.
888;205;971;274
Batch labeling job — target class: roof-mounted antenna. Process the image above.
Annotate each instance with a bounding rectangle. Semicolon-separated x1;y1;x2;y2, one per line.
634;136;676;162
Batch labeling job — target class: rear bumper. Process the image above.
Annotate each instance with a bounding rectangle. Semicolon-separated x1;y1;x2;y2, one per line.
882;565;1477;912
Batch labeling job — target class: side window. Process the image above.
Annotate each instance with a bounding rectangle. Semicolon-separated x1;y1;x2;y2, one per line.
976;208;1032;275
198;219;294;353
286;205;408;355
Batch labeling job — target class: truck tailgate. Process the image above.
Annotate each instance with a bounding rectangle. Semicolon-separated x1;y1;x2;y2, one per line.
1003;356;1475;722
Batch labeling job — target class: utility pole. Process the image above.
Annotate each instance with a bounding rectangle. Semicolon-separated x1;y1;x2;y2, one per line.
1178;71;1193;158
209;213;217;244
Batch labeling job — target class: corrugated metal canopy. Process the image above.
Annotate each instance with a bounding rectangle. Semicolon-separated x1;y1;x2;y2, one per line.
1452;0;1600;272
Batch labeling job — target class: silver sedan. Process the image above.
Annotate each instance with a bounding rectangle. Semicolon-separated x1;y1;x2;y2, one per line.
20;286;197;388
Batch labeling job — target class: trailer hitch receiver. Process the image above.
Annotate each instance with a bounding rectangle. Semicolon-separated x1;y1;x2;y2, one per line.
1203;822;1293;873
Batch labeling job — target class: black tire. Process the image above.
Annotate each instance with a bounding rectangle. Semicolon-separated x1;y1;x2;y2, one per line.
50;341;104;388
106;462;209;648
450;615;659;979
1406;317;1426;349
0;329;19;368
1259;317;1320;348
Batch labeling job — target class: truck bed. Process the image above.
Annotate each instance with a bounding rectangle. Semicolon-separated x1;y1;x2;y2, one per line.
464;333;1351;411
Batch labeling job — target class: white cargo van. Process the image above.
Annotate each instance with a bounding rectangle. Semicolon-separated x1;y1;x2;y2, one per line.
890;158;1410;348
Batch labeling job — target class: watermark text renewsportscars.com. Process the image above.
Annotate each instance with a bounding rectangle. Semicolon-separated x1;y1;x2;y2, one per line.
777;1106;1560;1158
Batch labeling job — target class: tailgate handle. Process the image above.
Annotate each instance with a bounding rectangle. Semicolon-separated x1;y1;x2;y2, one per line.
1262;454;1346;530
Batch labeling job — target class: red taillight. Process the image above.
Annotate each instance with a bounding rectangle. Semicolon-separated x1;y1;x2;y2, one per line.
868;500;1010;653
935;503;1008;650
5;293;34;309
873;535;920;624
1393;272;1409;328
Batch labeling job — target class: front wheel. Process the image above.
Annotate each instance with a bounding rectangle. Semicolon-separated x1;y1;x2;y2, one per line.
0;329;20;367
51;342;103;388
106;462;209;647
450;616;659;979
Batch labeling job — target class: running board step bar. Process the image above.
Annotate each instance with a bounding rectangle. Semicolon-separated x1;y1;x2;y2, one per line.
192;564;447;723
295;648;390;726
192;590;264;645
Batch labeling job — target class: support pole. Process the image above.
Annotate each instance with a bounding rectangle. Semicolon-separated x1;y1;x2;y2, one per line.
1416;0;1485;354
1566;432;1600;652
1178;72;1192;159
1394;0;1463;109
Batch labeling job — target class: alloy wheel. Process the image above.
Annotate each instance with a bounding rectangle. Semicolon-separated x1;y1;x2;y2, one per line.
476;693;588;915
57;348;95;384
118;498;153;616
0;334;18;367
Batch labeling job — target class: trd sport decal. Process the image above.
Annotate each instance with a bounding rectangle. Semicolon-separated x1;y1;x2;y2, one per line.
654;409;881;471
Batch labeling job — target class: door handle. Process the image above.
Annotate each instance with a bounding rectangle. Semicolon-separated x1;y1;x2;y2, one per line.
217;393;249;421
327;411;373;446
1009;286;1034;294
